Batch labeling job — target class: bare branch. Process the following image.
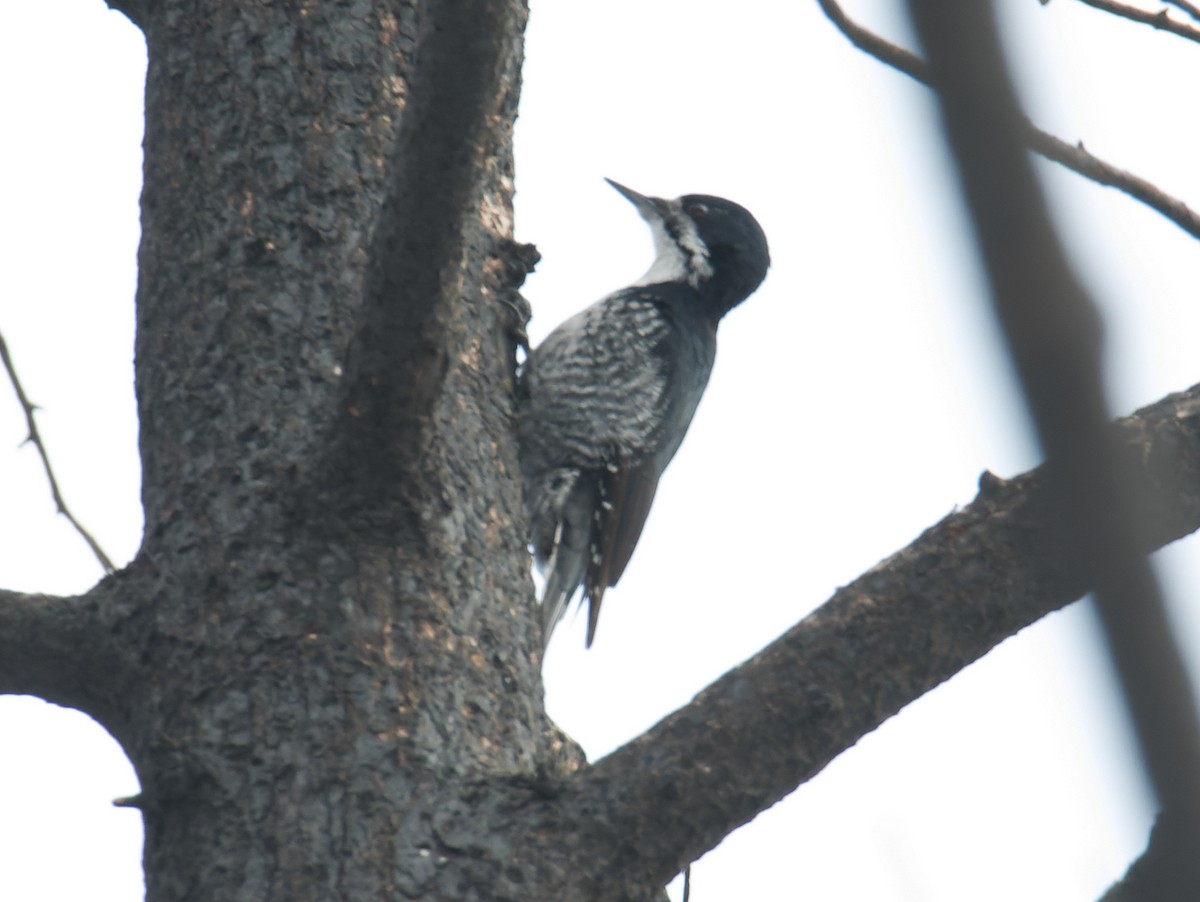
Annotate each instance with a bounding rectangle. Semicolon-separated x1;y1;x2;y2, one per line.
907;0;1200;895
1073;0;1200;45
568;384;1200;887
1028;130;1200;237
816;0;931;83
0;329;116;573
1165;0;1200;23
0;584;137;740
815;0;1200;241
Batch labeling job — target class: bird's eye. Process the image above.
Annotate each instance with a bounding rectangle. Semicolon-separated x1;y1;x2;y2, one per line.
686;202;709;217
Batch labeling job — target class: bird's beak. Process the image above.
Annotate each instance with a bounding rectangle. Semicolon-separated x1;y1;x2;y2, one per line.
605;178;664;223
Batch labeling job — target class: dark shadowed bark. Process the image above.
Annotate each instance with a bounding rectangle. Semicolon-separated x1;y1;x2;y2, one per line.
3;1;1200;899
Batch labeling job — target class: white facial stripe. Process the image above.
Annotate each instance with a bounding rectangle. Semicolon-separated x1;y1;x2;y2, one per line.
673;209;713;285
632;201;712;289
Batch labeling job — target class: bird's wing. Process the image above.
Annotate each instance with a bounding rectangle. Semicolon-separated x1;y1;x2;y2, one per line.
582;456;661;647
520;288;709;649
519;293;674;470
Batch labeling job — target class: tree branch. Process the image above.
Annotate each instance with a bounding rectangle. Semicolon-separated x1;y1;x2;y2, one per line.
817;0;930;82
909;0;1200;894
1026;130;1200;238
567;384;1200;886
814;0;1200;241
0;329;116;573
0;583;138;742
1072;0;1200;45
1165;0;1200;22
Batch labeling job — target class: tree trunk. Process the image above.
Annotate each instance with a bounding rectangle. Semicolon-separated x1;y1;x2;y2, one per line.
3;1;605;898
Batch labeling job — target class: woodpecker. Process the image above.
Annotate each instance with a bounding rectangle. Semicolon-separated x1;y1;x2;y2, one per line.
518;179;770;651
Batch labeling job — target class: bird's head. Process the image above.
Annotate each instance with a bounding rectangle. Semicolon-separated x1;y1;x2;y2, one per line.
606;178;770;320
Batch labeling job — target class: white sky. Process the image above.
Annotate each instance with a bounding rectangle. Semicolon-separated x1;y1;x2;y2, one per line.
1;1;1198;900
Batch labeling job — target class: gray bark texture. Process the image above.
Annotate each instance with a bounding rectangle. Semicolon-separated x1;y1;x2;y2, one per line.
3;1;1200;900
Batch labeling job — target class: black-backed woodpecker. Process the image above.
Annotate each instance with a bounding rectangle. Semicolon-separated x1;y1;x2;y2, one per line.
518;179;770;651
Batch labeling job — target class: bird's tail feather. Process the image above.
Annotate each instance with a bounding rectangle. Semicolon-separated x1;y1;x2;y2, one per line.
536;473;595;652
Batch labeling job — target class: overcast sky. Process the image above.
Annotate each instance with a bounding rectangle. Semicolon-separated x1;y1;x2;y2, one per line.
2;1;1198;900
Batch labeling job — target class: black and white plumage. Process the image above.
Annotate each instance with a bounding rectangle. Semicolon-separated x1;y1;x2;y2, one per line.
518;179;770;650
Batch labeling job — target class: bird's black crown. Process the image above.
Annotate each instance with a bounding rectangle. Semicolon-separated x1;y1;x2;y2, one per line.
678;192;770;319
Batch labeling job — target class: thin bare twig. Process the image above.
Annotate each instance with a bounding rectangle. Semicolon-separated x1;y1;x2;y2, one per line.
815;0;1200;241
1027;131;1200;238
1165;0;1200;23
817;0;931;83
1073;0;1200;44
0;329;116;574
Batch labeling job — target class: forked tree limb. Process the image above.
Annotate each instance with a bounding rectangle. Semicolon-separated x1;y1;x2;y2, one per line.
815;0;1200;240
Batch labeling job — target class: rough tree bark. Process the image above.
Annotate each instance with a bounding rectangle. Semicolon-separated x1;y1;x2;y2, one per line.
2;1;1200;900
